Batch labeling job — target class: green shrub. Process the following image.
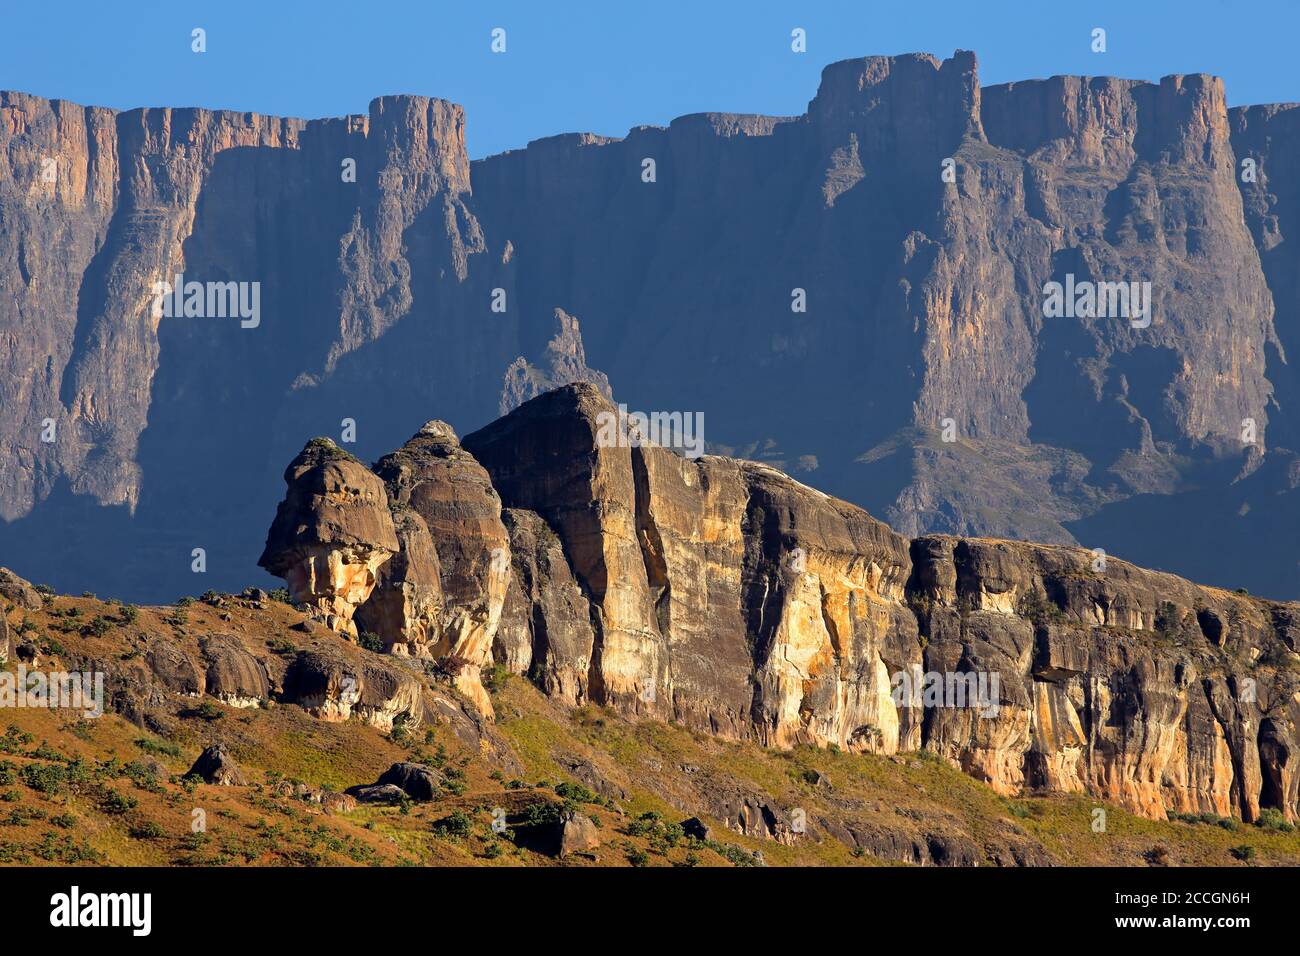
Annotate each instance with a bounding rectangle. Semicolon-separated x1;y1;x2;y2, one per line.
432;810;473;840
100;789;138;815
83;616;113;638
134;737;182;759
555;781;600;804
20;763;71;796
129;820;165;839
1256;808;1295;832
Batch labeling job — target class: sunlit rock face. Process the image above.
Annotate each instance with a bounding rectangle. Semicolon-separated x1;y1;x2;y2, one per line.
907;535;1300;822
262;384;1300;824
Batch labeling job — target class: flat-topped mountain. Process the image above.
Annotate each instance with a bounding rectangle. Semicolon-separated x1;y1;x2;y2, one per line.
2;51;1298;602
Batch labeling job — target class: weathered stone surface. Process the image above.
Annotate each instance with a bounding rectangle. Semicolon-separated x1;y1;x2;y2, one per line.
558;810;601;856
187;743;248;786
199;634;271;707
261;383;1300;824
354;506;442;658
907;535;1300;821
369;421;510;716
465;384;916;749
259;439;398;636
464;386;672;721
498;508;594;704
281;649;422;732
143;637;203;697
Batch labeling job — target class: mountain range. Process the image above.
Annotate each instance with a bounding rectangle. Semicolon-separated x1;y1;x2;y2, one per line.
1;50;1297;603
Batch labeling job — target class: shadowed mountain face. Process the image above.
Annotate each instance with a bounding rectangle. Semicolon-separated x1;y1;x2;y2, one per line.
1;51;1298;602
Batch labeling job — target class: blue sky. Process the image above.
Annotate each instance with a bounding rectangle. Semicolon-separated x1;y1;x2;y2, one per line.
3;0;1296;158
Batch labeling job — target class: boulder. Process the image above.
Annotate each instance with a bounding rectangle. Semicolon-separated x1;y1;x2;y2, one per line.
187;744;247;786
143;637;203;696
374;761;442;801
681;817;711;841
321;791;358;815
200;635;271;707
281;649;422;731
558;810;601;857
346;783;408;804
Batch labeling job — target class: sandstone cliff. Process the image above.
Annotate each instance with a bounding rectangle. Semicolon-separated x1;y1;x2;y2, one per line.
259;384;1300;824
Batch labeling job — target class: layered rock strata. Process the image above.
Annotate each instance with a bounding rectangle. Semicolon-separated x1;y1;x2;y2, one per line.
260;384;1300;822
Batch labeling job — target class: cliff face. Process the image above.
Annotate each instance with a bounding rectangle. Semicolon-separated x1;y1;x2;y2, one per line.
2;51;1298;604
260;384;1300;824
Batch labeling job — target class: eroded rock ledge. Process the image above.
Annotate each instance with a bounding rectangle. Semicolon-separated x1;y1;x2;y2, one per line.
260;384;1300;822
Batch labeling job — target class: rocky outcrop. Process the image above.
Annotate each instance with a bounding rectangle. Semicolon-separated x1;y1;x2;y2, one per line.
259;439;399;636
369;421;510;716
0;568;42;610
260;383;1300;824
199;634;271;707
280;649;422;732
464;384;916;748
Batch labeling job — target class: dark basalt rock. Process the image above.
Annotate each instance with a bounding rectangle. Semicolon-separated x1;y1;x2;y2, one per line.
374;762;443;801
187;744;248;786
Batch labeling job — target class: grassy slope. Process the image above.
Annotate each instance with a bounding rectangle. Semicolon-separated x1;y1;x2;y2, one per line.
2;590;1299;867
